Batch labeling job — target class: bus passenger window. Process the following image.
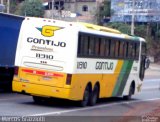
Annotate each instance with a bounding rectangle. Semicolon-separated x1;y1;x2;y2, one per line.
119;41;124;58
131;43;135;59
135;43;140;59
125;42;129;58
127;42;130;58
105;39;110;57
128;42;135;59
100;38;105;57
95;38;100;56
88;36;95;56
133;43;137;59
78;34;84;56
84;36;89;56
115;41;120;58
110;41;115;58
78;35;81;55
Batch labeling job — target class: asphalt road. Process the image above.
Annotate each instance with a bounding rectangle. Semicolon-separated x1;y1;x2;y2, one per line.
0;79;159;117
0;67;159;122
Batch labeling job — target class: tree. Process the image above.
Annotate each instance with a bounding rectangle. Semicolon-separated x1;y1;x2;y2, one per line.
20;0;44;17
10;0;19;14
96;0;111;25
107;22;131;35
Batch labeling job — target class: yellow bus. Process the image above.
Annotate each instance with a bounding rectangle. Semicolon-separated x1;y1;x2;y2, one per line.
13;17;149;106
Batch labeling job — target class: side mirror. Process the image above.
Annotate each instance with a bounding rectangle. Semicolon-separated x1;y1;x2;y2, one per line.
145;58;150;69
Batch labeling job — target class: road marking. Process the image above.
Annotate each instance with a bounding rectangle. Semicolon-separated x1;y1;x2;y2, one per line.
30;98;160;116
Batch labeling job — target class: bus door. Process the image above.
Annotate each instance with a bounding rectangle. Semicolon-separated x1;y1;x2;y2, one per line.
139;42;147;81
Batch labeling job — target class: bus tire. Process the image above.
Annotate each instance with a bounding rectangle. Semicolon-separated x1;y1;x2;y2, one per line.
79;85;91;107
89;84;99;106
123;83;134;100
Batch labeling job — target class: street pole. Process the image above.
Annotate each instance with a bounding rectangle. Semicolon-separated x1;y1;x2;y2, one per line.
131;0;135;35
24;0;26;16
52;0;54;19
7;0;9;13
59;0;61;19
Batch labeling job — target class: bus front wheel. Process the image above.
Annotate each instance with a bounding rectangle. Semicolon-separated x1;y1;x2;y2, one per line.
123;83;134;100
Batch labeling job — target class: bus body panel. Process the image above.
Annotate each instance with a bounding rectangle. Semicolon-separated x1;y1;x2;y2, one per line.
13;80;71;99
15;17;77;74
13;59;141;100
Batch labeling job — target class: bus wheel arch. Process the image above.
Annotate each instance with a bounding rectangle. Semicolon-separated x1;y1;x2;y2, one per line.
79;82;92;107
123;81;135;100
89;82;100;106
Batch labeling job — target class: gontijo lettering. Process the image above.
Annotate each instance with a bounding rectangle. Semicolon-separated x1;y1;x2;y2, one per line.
27;37;66;47
95;62;114;70
36;25;63;37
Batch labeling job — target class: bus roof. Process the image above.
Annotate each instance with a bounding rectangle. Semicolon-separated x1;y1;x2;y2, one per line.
76;22;145;42
77;22;121;34
24;17;145;42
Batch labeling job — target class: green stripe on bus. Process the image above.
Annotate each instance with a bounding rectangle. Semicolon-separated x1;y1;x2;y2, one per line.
117;60;134;96
112;60;133;96
112;61;129;96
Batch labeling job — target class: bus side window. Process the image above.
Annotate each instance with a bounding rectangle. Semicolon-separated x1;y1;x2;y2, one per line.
115;40;120;58
125;42;129;59
133;42;139;60
78;34;84;56
105;39;110;57
136;43;140;59
88;36;95;56
84;35;89;56
127;42;132;59
131;43;135;59
119;41;124;58
95;37;100;56
100;38;105;57
78;34;81;55
110;40;115;58
131;42;137;59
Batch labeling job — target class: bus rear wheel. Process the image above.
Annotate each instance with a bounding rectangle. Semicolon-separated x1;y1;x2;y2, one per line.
89;85;99;106
79;85;90;107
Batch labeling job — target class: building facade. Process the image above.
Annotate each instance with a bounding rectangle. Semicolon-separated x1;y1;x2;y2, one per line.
44;0;103;23
111;0;160;22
